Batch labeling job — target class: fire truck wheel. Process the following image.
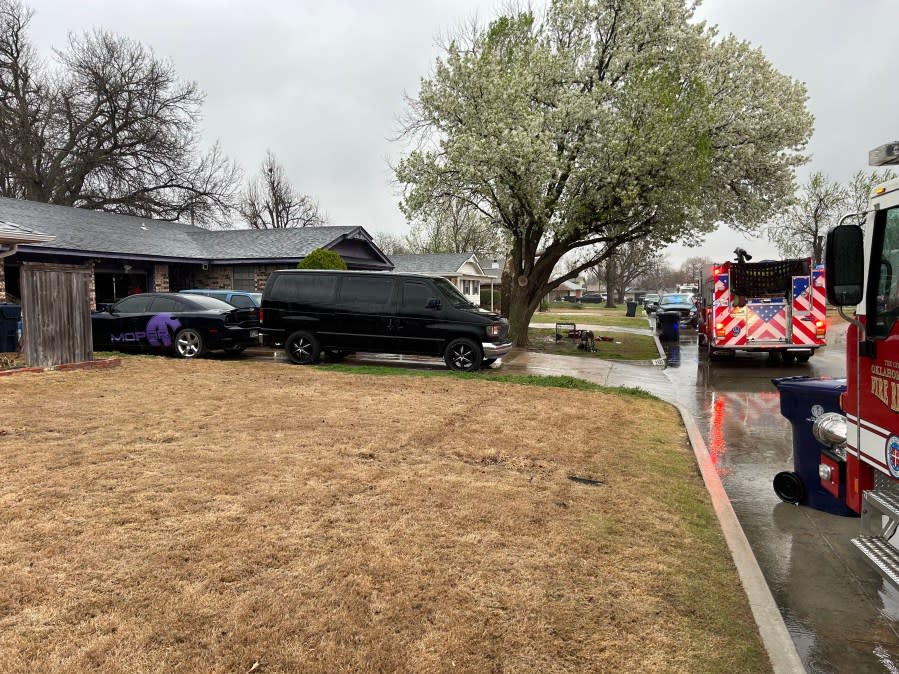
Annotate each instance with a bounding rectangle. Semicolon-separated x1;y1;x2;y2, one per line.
773;471;805;504
781;351;797;364
796;353;811;363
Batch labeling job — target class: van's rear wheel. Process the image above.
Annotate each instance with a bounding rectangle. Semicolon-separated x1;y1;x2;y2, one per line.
285;331;320;365
445;338;482;372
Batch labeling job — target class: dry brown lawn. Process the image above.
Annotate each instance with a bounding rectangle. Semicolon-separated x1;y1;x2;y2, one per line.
0;357;769;673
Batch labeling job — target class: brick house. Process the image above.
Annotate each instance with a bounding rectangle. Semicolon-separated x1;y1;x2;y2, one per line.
0;197;393;308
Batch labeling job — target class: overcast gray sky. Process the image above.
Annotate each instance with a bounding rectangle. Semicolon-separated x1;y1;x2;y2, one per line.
25;0;899;268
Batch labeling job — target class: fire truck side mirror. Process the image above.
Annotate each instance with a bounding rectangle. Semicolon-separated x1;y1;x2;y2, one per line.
825;223;864;307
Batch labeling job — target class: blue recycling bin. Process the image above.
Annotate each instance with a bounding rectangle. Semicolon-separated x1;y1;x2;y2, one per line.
0;304;21;352
657;311;680;341
772;376;855;516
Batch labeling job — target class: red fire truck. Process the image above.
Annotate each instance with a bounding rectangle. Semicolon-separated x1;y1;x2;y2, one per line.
813;140;899;585
698;256;827;361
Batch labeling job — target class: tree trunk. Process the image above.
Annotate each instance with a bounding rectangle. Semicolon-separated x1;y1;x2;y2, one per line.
604;261;616;308
499;253;513;317
507;282;537;346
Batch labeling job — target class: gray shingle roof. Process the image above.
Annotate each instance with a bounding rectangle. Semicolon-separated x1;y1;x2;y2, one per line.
189;226;361;260
390;253;479;275
0;218;54;243
0;196;362;261
482;257;505;280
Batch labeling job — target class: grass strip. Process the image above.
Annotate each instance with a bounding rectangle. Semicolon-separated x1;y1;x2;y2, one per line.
314;362;655;400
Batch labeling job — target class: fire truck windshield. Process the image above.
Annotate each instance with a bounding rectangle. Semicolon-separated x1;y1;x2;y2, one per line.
870;206;899;337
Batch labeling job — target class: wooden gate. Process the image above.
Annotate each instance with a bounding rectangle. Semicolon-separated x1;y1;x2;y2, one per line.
20;262;92;367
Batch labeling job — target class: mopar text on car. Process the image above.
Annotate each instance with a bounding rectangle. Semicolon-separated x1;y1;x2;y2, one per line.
92;293;260;358
260;270;512;371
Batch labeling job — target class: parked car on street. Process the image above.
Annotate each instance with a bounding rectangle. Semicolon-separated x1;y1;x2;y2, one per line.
642;293;661;313
180;288;262;308
261;269;512;371
656;293;698;328
180;289;262;316
577;292;606;304
92;293;260;358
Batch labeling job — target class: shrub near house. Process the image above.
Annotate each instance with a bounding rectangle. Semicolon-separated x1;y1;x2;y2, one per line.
298;249;347;270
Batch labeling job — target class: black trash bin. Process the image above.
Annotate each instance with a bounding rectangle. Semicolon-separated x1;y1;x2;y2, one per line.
772;376;855;517
657;311;680;341
0;304;21;352
625;300;638;317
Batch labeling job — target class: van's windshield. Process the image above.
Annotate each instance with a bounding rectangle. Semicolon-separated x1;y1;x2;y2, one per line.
434;277;475;308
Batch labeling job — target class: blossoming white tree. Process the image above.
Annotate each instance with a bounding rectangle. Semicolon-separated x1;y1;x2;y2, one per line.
396;0;813;344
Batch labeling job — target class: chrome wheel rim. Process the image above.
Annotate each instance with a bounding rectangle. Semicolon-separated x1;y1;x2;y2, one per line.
451;344;473;369
177;331;200;357
290;337;312;362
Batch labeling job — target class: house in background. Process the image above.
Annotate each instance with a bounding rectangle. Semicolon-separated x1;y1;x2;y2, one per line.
0;197;392;308
389;253;491;306
547;279;584;302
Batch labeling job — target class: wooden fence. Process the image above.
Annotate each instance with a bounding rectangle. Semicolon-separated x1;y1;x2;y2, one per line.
20;262;92;367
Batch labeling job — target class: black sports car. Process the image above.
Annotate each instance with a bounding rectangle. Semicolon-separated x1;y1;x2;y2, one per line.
92;293;260;358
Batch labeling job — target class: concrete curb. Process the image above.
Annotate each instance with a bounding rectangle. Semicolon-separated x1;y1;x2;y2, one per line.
649;318;802;671
676;404;805;674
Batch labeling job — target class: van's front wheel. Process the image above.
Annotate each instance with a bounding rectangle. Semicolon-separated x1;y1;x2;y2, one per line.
445;338;482;372
285;331;320;365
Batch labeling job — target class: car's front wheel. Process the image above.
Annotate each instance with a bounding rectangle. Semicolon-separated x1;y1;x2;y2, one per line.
286;331;320;365
444;338;482;372
174;328;205;359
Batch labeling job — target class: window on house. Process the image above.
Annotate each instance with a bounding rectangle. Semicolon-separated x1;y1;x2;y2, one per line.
232;266;256;291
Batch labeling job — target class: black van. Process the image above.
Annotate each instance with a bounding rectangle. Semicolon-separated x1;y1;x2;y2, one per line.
260;270;512;371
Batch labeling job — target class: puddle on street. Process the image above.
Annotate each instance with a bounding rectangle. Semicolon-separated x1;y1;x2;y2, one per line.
657;324;899;673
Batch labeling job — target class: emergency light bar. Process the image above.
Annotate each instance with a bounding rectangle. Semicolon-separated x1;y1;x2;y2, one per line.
869;141;899;166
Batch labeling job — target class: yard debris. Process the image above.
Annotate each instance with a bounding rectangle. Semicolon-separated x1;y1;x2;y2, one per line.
246;661;260;673
568;475;605;487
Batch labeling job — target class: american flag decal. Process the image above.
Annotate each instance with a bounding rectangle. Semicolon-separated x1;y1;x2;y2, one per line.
792;277;810;311
747;302;788;342
712;273;747;346
791;272;827;345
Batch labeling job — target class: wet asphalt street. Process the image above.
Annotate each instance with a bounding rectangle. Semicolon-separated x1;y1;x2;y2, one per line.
249;319;899;672
657;323;899;674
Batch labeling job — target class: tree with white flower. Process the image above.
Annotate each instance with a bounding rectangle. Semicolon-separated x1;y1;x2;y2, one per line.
396;0;813;344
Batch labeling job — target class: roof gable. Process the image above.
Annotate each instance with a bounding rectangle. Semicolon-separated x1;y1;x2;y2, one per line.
390;252;485;276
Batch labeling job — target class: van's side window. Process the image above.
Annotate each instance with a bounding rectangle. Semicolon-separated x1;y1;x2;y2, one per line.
271;274;337;305
337;277;395;311
401;281;432;312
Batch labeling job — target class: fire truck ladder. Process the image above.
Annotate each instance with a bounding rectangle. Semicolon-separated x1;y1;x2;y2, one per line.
854;472;899;588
